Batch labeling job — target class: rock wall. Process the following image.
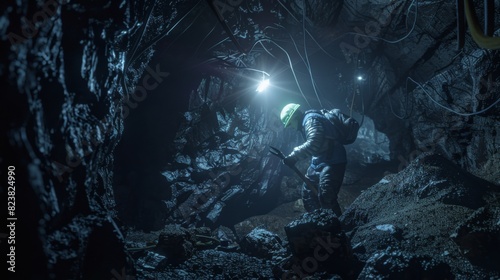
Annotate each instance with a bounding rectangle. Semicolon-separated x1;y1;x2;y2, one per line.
409;50;500;184
1;0;177;278
334;0;500;183
3;1;499;278
162;75;303;228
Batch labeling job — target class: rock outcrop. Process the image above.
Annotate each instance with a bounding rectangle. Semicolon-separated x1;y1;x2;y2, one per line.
342;153;500;279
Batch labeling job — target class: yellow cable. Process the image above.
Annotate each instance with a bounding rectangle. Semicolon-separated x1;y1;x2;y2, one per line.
464;0;500;50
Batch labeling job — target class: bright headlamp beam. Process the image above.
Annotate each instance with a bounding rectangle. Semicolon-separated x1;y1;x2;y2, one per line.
256;79;270;93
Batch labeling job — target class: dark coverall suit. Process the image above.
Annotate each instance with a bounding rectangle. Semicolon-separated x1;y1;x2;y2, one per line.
287;110;346;216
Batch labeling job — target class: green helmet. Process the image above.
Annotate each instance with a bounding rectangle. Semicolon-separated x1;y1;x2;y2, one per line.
280;103;301;127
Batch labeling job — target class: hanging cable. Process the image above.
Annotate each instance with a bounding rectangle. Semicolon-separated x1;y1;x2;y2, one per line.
408;77;500;116
349;0;418;44
272;23;339;62
125;1;157;73
336;0;419;45
274;0;340;61
388;76;415;120
268;39;312;108
278;0;418;48
162;8;205;52
258;31;320;81
207;37;230;52
360;75;365;126
205;0;246;54
303;0;323;108
349;87;356;117
248;38;312;107
122;1;157;96
271;26;308;75
122;0;203;96
257;41;279;59
388;89;410;120
193;22;217;56
305;29;339;61
128;0;204;67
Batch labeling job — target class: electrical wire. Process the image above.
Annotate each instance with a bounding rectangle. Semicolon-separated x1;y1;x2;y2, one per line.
348;0;418;44
388;89;411;120
408;77;500;116
207;37;229;52
248;38;312;107
257;41;278;59
126;1;157;72
162;7;206;50
388;76;415;120
276;0;300;22
302;0;323;108
269;26;306;74
297;0;417;47
261;25;326;101
305;29;339;61
193;22;217;56
360;76;365;126
268;39;312;108
274;0;340;60
214;58;270;77
128;0;204;68
122;1;157;96
122;0;203;96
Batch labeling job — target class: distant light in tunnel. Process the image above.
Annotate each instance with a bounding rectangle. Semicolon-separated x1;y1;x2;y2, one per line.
357;75;364;81
256;79;270;93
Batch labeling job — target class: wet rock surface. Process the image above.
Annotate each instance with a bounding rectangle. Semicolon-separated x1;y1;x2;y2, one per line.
408;49;500;184
341;153;500;279
125;152;500;279
126;225;276;279
4;0;500;279
451;206;500;271
159;81;301;229
240;227;288;261
2;0;135;278
281;209;354;279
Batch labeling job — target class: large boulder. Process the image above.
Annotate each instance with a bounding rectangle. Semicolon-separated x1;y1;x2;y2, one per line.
280;209;354;279
240;228;288;261
157;225;194;263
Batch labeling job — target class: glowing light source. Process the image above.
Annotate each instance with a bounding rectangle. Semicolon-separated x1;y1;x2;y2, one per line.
357;75;364;81
256;78;270;93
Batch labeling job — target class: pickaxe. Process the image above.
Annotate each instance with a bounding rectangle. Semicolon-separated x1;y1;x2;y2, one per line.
269;146;318;196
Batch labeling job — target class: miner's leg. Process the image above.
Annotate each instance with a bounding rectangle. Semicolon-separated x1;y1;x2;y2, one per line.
318;163;346;216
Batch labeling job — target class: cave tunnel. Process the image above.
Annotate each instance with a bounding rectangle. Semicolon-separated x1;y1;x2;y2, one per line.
2;0;500;279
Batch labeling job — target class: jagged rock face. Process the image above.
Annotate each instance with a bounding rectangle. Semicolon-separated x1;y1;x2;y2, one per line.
341;153;500;279
162;75;302;228
2;1;132;278
1;0;191;278
335;0;500;184
3;0;500;279
115;0;500;234
409;50;500;185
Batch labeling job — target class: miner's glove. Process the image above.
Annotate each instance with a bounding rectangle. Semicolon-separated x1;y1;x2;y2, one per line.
282;156;298;167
